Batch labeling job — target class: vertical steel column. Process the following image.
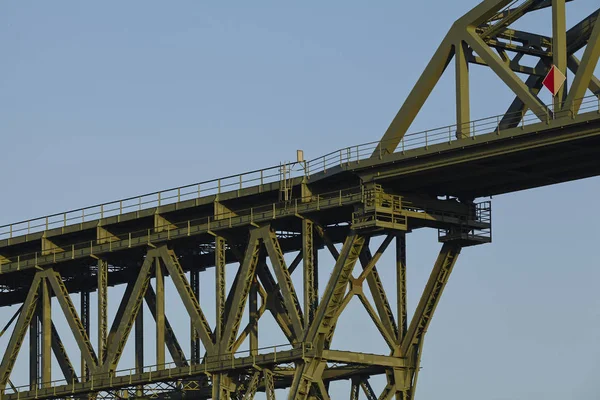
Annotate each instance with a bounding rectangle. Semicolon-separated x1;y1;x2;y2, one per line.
396;233;407;343
552;0;567;110
97;260;108;363
190;267;200;364
215;236;226;343
303;219;318;327
29;290;40;390
41;279;51;388
455;40;470;138
155;258;165;368
135;305;144;397
80;289;90;381
249;276;259;355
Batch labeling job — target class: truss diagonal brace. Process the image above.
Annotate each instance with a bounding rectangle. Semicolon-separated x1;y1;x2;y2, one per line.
567;55;600;95
144;285;188;367
564;15;600;114
44;270;99;373
372;38;455;156
465;28;550;122
50;323;78;383
159;247;215;355
305;232;365;344
262;228;304;341
401;243;462;355
221;228;262;352
0;274;41;387
101;252;155;373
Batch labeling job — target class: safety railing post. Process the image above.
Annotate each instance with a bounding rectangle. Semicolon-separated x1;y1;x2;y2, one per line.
521;111;525;129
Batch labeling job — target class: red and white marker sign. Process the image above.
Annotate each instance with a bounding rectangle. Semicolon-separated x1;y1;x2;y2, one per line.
542;65;566;96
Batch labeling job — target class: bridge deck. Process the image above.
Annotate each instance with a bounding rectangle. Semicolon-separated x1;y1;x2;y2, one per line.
0;97;598;307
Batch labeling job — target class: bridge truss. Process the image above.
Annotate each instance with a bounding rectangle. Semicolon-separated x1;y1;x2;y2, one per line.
0;0;599;399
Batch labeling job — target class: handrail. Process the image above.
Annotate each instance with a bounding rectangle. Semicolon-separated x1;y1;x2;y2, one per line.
0;94;598;242
3;342;301;395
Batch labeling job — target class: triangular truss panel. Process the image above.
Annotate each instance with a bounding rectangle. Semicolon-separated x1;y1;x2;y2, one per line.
375;0;600;156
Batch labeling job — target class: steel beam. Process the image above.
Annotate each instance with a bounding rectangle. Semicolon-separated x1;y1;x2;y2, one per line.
220;228;261;353
50;323;78;383
44;270;99;373
567;55;600;95
97;259;108;364
396;233;407;344
41;279;51;388
190;267;200;364
553;0;567;110
29;292;39;390
401;243;461;355
455;40;471;138
465;28;549;121
358;235;397;342
0;274;41;388
564;15;600;114
249;276;258;355
262;228;304;341
302;219;318;328
155;258;165;368
135;302;144;374
264;369;275;400
80;289;90;382
159;247;215;354
215;236;226;344
372;39;455;156
101;253;154;373
306;233;365;344
144;286;188;367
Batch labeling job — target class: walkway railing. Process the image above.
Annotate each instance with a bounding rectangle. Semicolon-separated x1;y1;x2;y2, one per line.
0;94;598;242
3;342;301;396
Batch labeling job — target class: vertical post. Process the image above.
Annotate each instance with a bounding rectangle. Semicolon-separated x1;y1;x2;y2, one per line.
155;258;165;369
29;290;40;390
249;276;258;356
191;267;200;363
80;289;90;382
215;236;226;345
98;260;108;364
396;233;407;344
552;0;567;110
135;306;144;397
455;40;470;139
41;279;51;388
303;219;318;327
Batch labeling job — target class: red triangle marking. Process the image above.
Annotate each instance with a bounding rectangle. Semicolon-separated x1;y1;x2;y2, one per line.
543;66;556;95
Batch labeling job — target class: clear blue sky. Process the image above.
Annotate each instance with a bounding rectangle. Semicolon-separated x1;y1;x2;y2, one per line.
1;1;599;399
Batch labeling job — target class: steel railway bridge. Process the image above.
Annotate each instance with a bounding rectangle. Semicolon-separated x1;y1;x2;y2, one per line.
1;0;599;398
